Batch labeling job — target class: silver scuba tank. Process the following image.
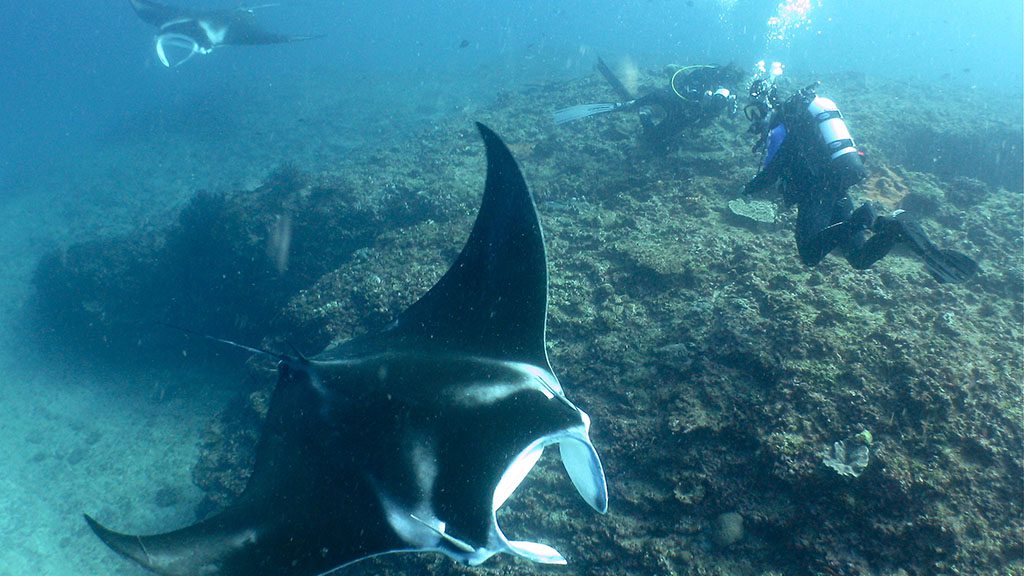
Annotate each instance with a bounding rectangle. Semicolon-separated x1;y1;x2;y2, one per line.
806;95;865;187
807;96;857;160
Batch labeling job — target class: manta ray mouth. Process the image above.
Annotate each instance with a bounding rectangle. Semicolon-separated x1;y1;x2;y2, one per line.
489;423;608;565
154;33;210;67
495;426;608;514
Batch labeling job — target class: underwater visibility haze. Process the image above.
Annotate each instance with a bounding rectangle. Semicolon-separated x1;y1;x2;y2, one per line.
0;0;1021;575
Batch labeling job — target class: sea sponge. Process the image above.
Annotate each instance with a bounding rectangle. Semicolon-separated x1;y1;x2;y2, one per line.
823;440;870;477
728;198;777;223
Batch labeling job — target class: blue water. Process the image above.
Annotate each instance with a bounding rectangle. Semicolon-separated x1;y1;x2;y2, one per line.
0;1;1020;574
2;0;1020;177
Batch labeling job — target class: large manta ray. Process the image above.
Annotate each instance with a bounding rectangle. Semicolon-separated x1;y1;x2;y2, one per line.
84;124;608;575
129;0;322;67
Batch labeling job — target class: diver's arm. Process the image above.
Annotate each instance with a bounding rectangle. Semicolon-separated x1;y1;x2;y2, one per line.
744;163;780;194
744;118;794;194
744;140;790;194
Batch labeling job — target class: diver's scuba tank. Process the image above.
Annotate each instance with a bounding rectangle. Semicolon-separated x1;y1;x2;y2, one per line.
702;87;737;114
804;92;866;188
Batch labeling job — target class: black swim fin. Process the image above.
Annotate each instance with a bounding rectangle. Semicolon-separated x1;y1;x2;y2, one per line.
596;57;634;101
921;248;979;284
896;219;979;284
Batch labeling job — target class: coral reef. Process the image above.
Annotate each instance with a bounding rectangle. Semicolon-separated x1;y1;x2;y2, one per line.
31;68;1023;575
30;162;458;365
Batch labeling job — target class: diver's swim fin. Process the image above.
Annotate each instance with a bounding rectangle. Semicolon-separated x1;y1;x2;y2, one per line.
553;57;638;125
897;219;979;283
921;248;979;284
596;56;634;101
552;101;633;125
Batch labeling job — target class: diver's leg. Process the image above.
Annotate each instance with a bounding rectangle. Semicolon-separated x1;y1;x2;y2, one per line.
795;190;846;266
639;91;688;150
845;222;900;269
841;201;896;270
845;212;978;281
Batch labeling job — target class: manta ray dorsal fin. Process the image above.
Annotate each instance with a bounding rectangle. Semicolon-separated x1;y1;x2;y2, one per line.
348;123;549;367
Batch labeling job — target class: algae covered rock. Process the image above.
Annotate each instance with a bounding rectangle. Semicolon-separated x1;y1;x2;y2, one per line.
28;164;452;365
711;512;745;547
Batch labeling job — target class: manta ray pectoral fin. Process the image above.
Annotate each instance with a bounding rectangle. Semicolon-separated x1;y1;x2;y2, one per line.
506;540;567;565
130;0;183;28
84;514;158;569
559;426;609;514
84;508;263;576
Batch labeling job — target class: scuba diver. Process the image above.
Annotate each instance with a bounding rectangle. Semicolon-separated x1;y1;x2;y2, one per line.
743;79;978;283
554;58;744;150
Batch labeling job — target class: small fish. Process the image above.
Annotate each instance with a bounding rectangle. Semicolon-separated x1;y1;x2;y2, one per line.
459;39;470;48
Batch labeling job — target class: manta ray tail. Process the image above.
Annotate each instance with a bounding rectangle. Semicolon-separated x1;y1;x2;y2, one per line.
229;30;326;46
284;33;326;43
156;321;304;365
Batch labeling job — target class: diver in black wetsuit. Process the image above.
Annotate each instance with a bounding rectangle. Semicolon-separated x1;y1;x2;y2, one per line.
554;58;744;151
743;81;978;283
631;63;743;149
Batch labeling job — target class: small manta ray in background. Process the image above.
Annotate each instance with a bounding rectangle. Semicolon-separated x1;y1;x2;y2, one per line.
84;123;609;576
129;0;323;67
